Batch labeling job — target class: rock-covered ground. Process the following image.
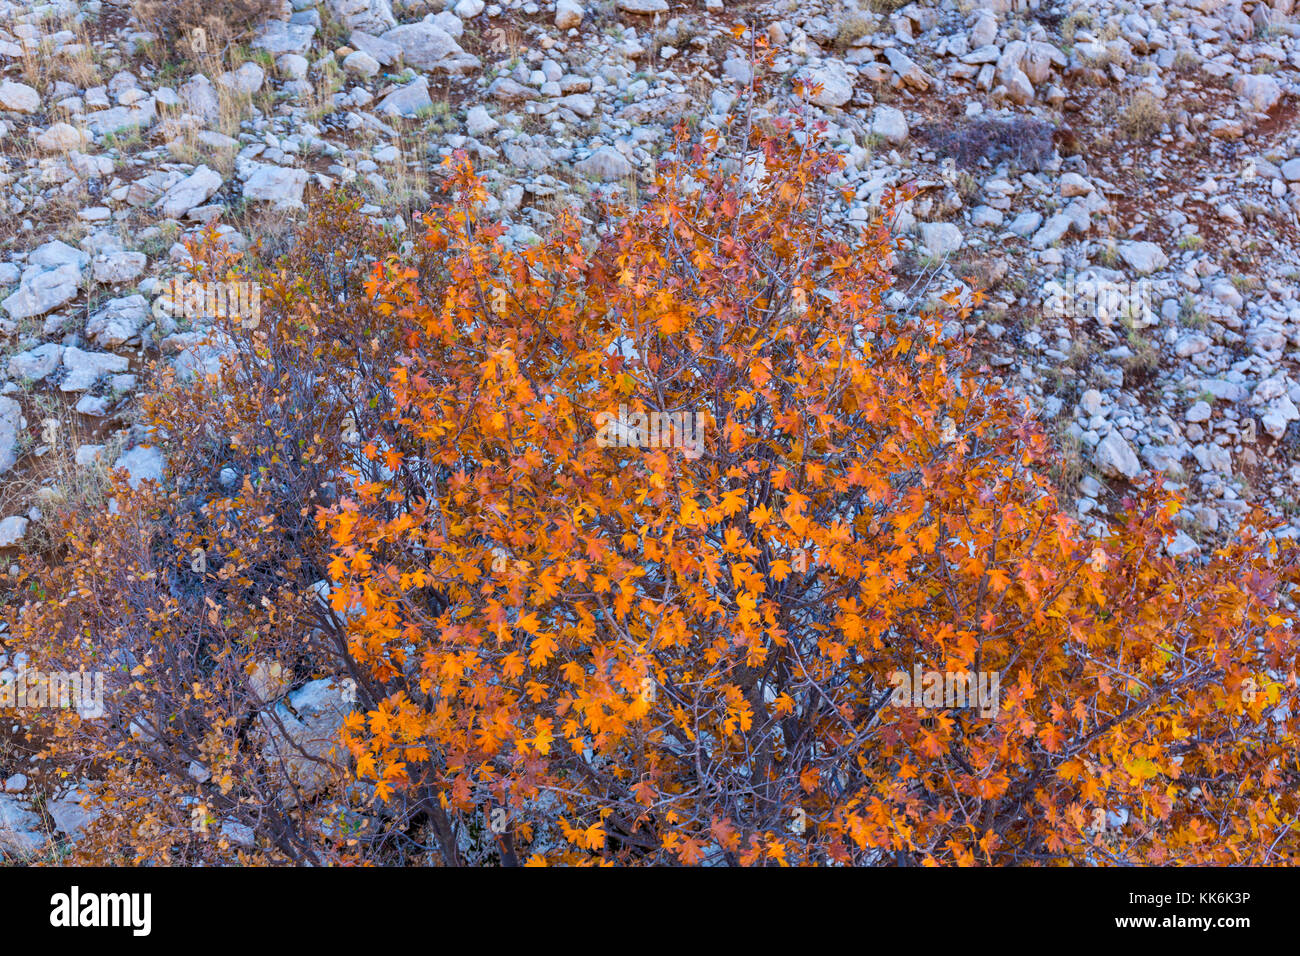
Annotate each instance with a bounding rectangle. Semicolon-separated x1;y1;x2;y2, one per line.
3;0;1300;550
0;0;1298;860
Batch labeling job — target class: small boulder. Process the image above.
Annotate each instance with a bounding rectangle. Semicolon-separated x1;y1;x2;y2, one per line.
1093;431;1142;480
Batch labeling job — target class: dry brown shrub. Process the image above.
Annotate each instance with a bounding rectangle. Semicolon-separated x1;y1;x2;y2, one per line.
131;0;280;49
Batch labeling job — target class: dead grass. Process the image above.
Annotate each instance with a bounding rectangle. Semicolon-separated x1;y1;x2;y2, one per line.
130;0;278;51
1118;92;1164;141
833;15;874;49
1050;425;1086;493
0;395;124;560
1060;11;1094;46
1170;49;1196;73
1121;319;1161;384
55;18;105;90
13;10;102;92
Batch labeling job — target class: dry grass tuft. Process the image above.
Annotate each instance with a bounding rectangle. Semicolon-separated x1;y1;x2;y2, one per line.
1119;92;1165;140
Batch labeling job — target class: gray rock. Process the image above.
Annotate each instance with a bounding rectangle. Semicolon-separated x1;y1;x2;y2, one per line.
883;47;931;91
217;62;265;96
30;240;89;272
1030;213;1071;249
328;0;396;34
1059;172;1092;197
380;22;479;73
1118;240;1169;276
257;678;354;800
1191;442;1233;476
431;11;465;38
242;164;309;207
0;397;19;476
378;76;433;117
1079;388;1105;416
221;819;256;847
343;50;381;78
1167;530;1200;558
86;295;149;348
1261;395;1300;439
723;57;752;85
156;165;223;219
1001;66;1034;105
487;77;539;103
1023;41;1065;85
617;0;667;11
502;140;552;171
575;145;633;181
1199;379;1247;403
0;516;27;548
84;99;156;138
960;45;1001;65
75;444;105;467
871;106;908;144
165;331;234;381
556;0;584;28
9;343;64;382
1008;211;1043;238
112;445;165;489
558;93;596;117
36;122;85;152
252;20;317;56
465;105;499;137
919;221;963;257
1210;279;1243;311
1142;444;1185;475
1175;334;1211;358
799;62;854;108
0;80;39;113
76;395;111;418
1093;431;1142;480
970;11;997;47
1251;376;1287;406
0;795;46;859
179;74;220;126
46;788;98;838
92;250;147;284
61;346;129;392
348;31;402;67
1234;73;1282;112
2;262;81;321
276;53;309;81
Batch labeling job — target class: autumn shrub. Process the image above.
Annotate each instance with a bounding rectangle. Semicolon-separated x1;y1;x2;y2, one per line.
319;126;1300;865
8;115;1300;866
918;116;1057;172
6;196;415;864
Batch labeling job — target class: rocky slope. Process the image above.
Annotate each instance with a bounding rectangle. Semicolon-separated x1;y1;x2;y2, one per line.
2;0;1298;546
2;0;1300;860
